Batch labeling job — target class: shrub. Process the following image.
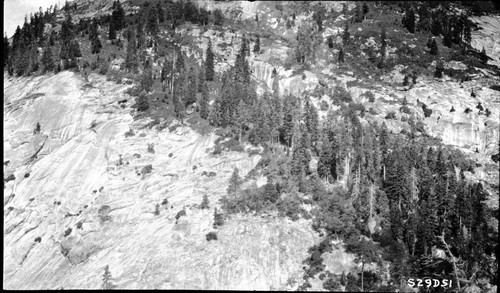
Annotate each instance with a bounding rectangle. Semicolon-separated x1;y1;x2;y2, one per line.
320;100;329;111
33;122;41;134
200;194;210;209
385;111;397;119
368;108;378;115
464;107;472;114
400;105;411;114
76;221;83;229
64;227;72;237
333;85;352;103
213;208;224;228
365;91;375;102
422;104;432;117
206;231;218;241
98;205;111;223
34;237;42;243
450;106;455;112
147;143;155;154
141;164;153;175
24;173;30;178
323;277;341;291
168;153;173;158
175;209;186;223
124;128;135;137
154;203;160;216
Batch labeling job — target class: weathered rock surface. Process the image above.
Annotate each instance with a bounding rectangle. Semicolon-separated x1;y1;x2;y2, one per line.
3;72;322;290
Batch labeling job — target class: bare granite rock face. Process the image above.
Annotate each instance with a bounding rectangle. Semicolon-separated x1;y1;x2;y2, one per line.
3;72;325;290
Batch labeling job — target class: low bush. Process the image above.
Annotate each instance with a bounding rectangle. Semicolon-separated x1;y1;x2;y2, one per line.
320;100;329;111
124;129;135;137
206;231;218;241
98;205;111;223
64;227;72;237
422;104;432;117
141;164;153;175
400;105;411;114
365;91;375;102
175;209;186;223
147;143;155;154
385;111;397;119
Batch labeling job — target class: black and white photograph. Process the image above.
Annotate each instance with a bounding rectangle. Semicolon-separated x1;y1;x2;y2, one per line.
3;0;499;291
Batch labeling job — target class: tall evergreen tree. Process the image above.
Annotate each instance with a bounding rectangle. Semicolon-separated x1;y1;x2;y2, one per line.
342;21;350;45
205;39;214;81
199;82;210;120
125;29;138;73
430;38;439;56
227;167;242;195
141;59;153;92
254;35;260;54
146;7;159;36
41;41;54;73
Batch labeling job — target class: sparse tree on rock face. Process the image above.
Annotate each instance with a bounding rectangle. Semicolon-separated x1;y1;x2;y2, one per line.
101;265;115;289
41;41;54;72
480;47;488;64
227;167;242;195
200;194;209;209
254;35;260;54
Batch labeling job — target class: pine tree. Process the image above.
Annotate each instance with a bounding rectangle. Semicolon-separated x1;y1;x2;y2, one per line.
101;265;115;289
304;97;320;152
317;132;336;182
141;59;153;92
4;34;10;68
263;176;280;204
200;82;210;119
480;47;488;64
125;29;138;73
197;65;205;92
227;168;242;195
338;47;345;63
403;7;416;33
41;41;54;73
108;20;116;40
146;7;159;36
205;39;214;81
342;21;350;45
363;3;369;15
430;38;439;56
355;3;364;23
253;35;260;54
291;125;312;176
157;1;165;23
434;61;444;78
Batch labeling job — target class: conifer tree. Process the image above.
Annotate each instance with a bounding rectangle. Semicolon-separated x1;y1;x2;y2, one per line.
430;38;439;56
125;29;138;73
403;7;416;33
253;35;260;54
480;47;488;64
41;41;54;73
141;59;154;92
227;167;242;195
108;21;117;40
205;39;214;81
434;61;444;78
338;47;345;63
101;265;115;289
342;21;350;45
4;34;11;68
200;82;210;119
200;194;209;209
157;1;165;23
146;7;159;36
197;65;205;92
263;176;280;204
291;125;312;176
304;97;320;152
